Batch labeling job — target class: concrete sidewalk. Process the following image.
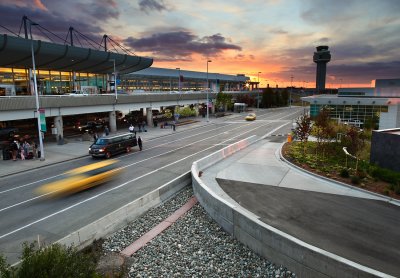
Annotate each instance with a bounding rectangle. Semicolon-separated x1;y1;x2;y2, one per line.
0;116;210;178
199;137;400;277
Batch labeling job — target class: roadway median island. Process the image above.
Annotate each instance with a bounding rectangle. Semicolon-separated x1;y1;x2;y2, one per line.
191;137;394;278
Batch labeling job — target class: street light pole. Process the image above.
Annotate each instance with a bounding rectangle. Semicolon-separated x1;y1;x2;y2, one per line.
109;59;117;101
206;60;211;122
290;75;293;108
257;71;261;109
29;21;45;161
176;67;180;93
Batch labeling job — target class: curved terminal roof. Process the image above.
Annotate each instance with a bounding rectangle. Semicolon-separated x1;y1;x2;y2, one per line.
0;34;153;74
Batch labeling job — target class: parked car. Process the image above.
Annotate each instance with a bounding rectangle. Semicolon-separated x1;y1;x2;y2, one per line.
0;127;18;140
245;113;256;121
89;133;137;158
77;121;104;133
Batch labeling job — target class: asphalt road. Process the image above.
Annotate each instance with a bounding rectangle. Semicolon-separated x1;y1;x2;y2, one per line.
0;107;304;264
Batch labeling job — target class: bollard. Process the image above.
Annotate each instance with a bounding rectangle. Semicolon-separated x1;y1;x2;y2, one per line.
287;133;292;143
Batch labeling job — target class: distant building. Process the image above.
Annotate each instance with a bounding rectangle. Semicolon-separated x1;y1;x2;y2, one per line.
301;78;400;129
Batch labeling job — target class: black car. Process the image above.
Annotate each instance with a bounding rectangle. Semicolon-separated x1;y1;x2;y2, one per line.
77;121;104;133
0;127;18;140
89;133;137;158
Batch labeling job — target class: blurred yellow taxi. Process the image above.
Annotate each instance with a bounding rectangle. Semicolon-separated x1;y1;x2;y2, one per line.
36;159;122;197
245;113;256;121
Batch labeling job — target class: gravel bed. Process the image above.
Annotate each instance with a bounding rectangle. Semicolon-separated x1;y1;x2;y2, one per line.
102;186;296;277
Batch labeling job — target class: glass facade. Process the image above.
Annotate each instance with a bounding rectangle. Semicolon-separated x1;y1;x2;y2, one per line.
310;104;388;124
0;67;244;95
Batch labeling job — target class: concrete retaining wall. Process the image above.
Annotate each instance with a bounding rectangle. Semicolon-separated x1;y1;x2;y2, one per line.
192;138;390;278
56;172;191;250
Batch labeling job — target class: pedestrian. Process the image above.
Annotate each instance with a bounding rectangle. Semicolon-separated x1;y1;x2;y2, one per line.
93;132;98;142
23;140;30;156
142;120;147;132
138;122;142;132
172;120;176;131
19;144;25;160
104;126;109;136
129;124;135;133
11;140;18;161
138;136;142;151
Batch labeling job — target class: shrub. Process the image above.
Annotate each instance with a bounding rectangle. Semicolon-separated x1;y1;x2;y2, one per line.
351;175;361;184
1;242;100;278
340;168;350;178
394;184;400;195
0;254;12;278
370;166;400;185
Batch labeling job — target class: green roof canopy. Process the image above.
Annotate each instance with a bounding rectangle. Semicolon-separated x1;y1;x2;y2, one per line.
0;34;153;74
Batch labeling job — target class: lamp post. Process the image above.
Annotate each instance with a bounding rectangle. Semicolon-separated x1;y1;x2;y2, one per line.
29;21;45;161
109;59;117;101
290;75;293;108
176;67;180;93
206;60;212;122
257;71;261;109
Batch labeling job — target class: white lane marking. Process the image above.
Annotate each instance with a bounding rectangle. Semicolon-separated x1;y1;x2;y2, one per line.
0;121;290;239
1;108;298;194
0;109;300;213
0;174;64;194
0;120;274;212
0;123;235;194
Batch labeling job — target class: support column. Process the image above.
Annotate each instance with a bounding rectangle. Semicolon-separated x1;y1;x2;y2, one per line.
109;110;117;133
54;116;64;145
146;107;153;127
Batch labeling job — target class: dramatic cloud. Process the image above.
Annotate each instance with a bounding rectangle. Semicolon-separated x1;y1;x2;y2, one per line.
139;0;168;13
124;31;242;60
0;1;118;47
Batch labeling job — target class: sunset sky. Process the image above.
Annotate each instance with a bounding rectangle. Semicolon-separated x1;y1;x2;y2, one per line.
0;0;399;88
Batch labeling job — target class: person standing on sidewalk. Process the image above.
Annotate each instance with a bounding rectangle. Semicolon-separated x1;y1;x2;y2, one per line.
142;120;147;132
138;136;142;151
104;126;109;136
129;124;135;134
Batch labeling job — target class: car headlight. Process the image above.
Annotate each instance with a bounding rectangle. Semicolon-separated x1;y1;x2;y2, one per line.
88;147;91;151
99;148;105;152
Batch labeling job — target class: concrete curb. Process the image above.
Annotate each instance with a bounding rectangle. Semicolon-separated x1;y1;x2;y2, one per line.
278;142;400;207
56;171;192;251
191;138;394;278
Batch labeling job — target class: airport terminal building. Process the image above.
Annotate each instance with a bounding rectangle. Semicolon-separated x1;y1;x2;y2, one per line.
0;34;248;96
302;79;400;129
0;66;249;96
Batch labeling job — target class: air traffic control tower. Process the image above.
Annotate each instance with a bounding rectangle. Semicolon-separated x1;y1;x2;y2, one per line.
313;45;331;93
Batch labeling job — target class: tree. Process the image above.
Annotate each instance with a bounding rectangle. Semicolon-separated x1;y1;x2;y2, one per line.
294;113;312;144
216;92;232;111
281;89;289;106
236;94;255;107
261;87;274;108
313;107;335;158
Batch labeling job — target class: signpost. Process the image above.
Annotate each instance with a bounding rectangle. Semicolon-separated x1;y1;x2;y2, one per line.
39;108;46;132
